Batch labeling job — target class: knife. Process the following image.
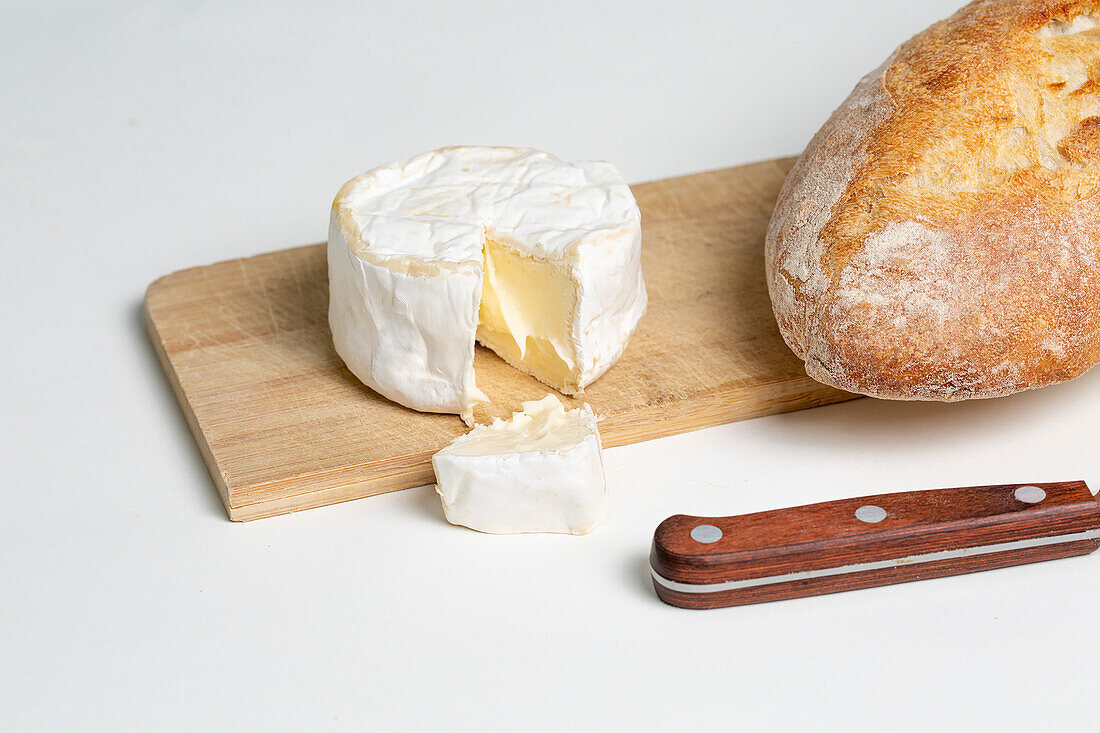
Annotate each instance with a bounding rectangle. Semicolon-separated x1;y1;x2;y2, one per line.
650;480;1100;609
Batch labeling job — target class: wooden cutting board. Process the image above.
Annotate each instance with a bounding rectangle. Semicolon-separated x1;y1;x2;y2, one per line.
145;156;857;521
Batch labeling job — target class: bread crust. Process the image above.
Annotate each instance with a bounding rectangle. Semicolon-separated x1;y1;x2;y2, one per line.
766;0;1100;400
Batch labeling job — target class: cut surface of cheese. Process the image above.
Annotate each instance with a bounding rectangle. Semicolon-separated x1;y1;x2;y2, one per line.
328;147;647;421
431;394;608;535
477;236;577;390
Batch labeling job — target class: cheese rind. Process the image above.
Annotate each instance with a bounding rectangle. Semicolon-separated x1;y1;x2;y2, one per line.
431;395;608;535
328;147;646;418
327;216;488;414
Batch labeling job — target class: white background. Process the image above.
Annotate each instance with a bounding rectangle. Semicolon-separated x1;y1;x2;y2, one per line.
4;1;1099;730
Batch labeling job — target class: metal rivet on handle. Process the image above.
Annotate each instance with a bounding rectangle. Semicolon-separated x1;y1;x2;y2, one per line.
690;524;723;544
855;505;888;524
1014;485;1046;504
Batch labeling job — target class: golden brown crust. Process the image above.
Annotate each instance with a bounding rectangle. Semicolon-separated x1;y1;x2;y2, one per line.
766;0;1100;400
1060;115;1100;161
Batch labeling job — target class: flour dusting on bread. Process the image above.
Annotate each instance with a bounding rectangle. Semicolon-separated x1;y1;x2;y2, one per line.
766;57;895;359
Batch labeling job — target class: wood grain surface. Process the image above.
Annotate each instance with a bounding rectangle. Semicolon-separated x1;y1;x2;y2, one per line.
651;481;1100;609
145;157;857;521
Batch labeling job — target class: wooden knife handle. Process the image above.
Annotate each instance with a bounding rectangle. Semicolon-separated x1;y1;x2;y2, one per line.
650;480;1100;609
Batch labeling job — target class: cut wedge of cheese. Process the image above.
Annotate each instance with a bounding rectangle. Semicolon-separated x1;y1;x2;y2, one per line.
328;147;647;421
431;395;608;535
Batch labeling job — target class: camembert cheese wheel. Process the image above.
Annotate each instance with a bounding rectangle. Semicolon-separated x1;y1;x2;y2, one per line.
328;147;646;420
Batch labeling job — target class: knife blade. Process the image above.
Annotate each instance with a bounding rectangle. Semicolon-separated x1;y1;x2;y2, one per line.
650;480;1100;609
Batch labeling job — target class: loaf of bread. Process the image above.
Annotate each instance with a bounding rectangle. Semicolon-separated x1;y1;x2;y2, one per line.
766;0;1100;400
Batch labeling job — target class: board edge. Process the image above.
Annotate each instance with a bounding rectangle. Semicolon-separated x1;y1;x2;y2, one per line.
144;291;238;521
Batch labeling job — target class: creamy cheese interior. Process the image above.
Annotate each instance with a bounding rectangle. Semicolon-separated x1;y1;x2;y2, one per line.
477;236;577;392
440;394;593;456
